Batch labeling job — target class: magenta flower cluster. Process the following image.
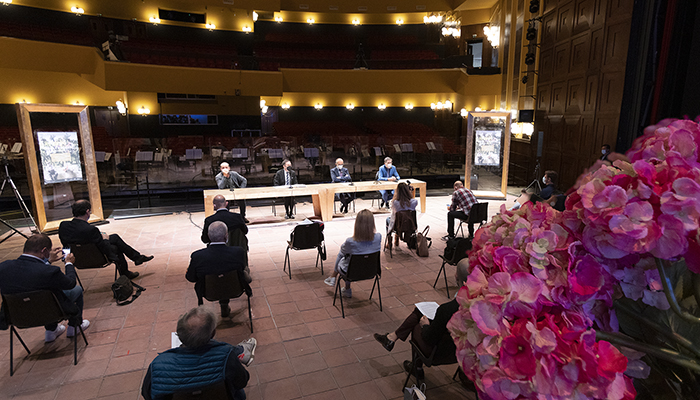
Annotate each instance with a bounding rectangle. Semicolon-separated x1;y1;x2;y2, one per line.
447;119;700;399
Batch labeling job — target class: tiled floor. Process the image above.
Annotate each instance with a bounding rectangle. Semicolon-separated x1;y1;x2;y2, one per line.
0;194;512;399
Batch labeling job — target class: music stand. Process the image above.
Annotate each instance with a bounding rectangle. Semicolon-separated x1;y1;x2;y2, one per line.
1;158;38;244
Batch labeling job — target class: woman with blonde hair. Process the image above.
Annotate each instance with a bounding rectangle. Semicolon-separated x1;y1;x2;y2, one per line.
324;209;382;298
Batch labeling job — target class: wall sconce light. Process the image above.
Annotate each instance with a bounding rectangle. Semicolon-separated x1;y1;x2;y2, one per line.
281;102;290;110
475;106;482;111
444;100;452;110
71;6;84;15
346;103;354;110
260;100;266;108
1;0;13;5
19;99;27;103
149;16;160;25
314;103;323;110
396;19;404;26
205;23;216;31
261;105;268;114
378;103;386;111
460;108;468;117
484;25;500;48
307;18;315;24
242;26;252;33
442;27;461;38
116;100;126;115
423;14;442;24
252;11;258;22
436;101;443;110
138;106;150;115
430;103;436;110
75;100;82;105
352;19;361;25
275;16;283;22
405;103;413;110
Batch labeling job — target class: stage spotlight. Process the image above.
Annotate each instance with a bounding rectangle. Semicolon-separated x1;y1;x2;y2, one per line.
522;75;529;84
526;26;537;41
529;0;540;14
525;52;536;65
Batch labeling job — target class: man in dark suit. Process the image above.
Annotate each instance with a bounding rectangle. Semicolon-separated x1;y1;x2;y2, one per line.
374;258;470;379
215;161;249;223
59;200;153;279
330;157;353;214
187;221;252;317
202;195;248;244
272;159;298;219
0;234;89;342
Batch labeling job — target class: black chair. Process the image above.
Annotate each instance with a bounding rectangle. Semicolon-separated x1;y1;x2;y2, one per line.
172;380;228;400
456;202;489;238
228;228;249;268
333;251;382;318
2;290;89;376
69;242;117;289
333;192;356;214
385;210;417;258
434;238;472;297
283;223;325;279
403;339;461;391
204;270;253;332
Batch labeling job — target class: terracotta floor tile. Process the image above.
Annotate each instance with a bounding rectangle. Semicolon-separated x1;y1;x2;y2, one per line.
104;352;147;376
278;324;312;341
289;352;328;375
313;332;347;351
55;377;103;400
340;380;387;400
11;387;59;400
330;362;372;387
255;359;295;383
63;358;110;383
283;337;319;358
320;346;358;368
258;376;301;400
295;370;338;396
98;370;144;397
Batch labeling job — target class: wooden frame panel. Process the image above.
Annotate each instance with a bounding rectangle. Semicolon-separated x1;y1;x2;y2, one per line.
465;111;512;200
15;103;103;232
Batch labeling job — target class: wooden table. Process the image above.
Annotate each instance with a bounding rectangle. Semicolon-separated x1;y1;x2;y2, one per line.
203;179;426;222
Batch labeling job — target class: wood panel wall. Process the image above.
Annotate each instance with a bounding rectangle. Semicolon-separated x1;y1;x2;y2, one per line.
533;0;633;190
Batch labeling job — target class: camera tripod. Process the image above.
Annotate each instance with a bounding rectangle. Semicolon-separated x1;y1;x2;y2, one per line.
1;159;38;244
524;158;542;193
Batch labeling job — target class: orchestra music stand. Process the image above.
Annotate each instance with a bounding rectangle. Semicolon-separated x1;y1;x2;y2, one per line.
1;158;38;244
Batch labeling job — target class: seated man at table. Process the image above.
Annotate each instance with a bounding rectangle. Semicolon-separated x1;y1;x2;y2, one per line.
202;195;248;244
0;233;89;341
141;306;256;400
377;157;400;208
215;162;248;223
59;199;153;279
187;222;251;317
373;258;470;379
330;157;353;214
273;159;298;219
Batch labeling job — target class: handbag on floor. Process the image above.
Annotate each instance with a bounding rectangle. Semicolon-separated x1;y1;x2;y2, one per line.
111;275;146;306
404;382;427;400
416;226;432;257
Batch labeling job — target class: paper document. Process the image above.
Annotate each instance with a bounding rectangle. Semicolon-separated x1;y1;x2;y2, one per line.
171;332;182;348
415;301;440;320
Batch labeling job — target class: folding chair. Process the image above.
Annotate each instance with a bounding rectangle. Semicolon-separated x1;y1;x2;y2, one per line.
172;380;229;400
333;251;382;318
456;202;489;238
403;339;462;392
385;210;417;258
434;238;472;297
2;290;89;376
204;270;253;333
69;242;118;289
283;223;325;279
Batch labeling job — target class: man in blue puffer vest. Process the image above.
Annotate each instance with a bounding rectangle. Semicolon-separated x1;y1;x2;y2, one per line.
142;307;256;400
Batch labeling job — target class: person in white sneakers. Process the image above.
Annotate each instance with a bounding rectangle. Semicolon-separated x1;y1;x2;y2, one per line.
0;233;89;342
324;209;382;298
141;306;256;400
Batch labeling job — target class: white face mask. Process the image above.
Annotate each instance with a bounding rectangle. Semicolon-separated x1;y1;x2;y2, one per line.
602;149;608;155
221;167;230;174
337;165;343;169
542;176;547;184
386;163;392;169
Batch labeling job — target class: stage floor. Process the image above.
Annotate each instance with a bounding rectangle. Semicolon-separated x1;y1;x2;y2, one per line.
0;193;513;400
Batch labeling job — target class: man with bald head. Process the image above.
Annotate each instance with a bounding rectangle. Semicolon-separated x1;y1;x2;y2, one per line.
374;258;471;379
187;221;251;317
202;195;248;244
445;180;478;241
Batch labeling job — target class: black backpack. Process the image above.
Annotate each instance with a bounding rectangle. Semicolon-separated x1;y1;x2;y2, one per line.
444;237;472;262
111;276;146;306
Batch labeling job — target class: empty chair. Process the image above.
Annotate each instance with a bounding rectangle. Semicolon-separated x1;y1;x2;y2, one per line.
69;242;117;288
204;271;253;333
333;252;382;318
3;290;89;376
283;223;326;279
456;202;489;238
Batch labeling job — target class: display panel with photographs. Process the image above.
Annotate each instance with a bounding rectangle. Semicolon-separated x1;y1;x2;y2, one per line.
474;130;502;167
36;131;84;184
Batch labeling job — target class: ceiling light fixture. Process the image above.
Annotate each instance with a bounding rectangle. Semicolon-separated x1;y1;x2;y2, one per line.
484;25;500;48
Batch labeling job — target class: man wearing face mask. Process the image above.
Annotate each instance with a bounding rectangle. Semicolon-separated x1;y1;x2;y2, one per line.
600;144;611;162
215;162;248;223
377;157;400;208
331;158;353;214
0;234;89;341
539;170;558;200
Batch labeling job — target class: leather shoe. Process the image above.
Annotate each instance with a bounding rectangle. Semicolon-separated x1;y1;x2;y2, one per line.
124;271;140;279
221;303;231;318
134;255;154;266
403;360;425;380
244;218;250;223
374;333;395;352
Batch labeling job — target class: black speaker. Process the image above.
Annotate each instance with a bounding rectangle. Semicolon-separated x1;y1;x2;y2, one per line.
519;109;534;123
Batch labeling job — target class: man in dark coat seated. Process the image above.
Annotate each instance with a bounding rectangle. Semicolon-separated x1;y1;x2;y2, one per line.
187;221;251;318
201;194;248;244
141;306;256;400
0;233;89;341
59;199;153;279
373;258;471;379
